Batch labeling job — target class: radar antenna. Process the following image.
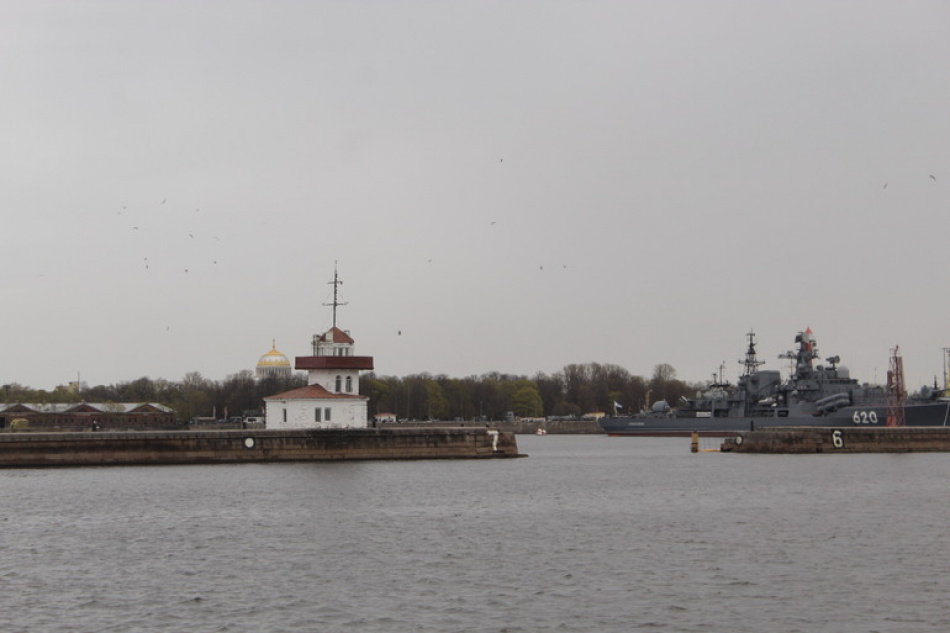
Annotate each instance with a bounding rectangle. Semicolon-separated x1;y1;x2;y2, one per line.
323;261;348;328
740;330;765;376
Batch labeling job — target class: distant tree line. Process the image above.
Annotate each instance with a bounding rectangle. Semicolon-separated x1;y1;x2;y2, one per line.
0;371;305;422
1;363;699;422
363;363;697;421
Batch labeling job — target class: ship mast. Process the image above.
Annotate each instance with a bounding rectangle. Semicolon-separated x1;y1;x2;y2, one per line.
322;261;348;329
740;330;765;377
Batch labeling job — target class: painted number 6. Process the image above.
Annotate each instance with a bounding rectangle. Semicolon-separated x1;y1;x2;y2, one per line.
832;430;844;449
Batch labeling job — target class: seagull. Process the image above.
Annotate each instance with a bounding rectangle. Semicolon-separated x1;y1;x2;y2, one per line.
161;198;166;205
398;330;402;336
930;174;937;181
883;183;887;189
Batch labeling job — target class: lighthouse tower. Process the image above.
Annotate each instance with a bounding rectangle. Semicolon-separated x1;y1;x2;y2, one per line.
263;265;375;429
297;327;374;394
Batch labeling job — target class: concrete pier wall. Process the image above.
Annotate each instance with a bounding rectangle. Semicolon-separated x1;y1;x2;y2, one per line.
0;427;521;468
378;419;602;434
721;426;950;454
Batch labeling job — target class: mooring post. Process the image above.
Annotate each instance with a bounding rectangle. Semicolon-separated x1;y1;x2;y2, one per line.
691;431;699;453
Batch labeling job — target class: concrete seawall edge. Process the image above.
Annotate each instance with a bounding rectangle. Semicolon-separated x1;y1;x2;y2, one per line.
0;427;523;467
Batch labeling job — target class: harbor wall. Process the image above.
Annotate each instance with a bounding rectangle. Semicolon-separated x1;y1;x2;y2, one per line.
0;427;521;468
721;426;950;453
378;419;602;434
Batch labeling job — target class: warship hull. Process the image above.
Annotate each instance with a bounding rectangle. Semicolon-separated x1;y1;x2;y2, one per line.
600;400;950;437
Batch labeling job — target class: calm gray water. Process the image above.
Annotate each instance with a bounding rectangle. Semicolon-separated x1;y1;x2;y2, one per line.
2;435;949;633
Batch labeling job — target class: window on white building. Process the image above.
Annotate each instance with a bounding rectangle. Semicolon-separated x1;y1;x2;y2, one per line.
282;409;287;423
345;376;352;393
335;375;342;392
314;408;322;422
325;408;331;422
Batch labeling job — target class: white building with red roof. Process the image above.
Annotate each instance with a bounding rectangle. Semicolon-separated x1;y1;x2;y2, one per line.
264;326;374;429
263;265;375;429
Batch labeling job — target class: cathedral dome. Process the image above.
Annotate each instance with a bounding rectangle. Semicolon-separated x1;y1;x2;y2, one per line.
256;341;292;379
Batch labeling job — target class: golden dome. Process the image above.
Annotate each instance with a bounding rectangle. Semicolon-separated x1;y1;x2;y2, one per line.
257;340;291;368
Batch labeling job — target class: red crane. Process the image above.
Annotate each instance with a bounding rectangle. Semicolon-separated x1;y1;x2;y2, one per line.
886;346;906;427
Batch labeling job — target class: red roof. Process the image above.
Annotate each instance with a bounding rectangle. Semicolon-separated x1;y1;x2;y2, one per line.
295;356;374;370
318;327;354;344
264;384;368;401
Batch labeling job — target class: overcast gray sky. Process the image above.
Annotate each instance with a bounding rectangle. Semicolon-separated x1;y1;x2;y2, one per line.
2;1;949;391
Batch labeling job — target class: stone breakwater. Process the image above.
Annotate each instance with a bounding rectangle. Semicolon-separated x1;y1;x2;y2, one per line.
0;427;522;468
378;419;603;434
720;426;950;453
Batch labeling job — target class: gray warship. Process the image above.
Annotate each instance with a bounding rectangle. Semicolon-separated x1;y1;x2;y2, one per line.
600;328;950;436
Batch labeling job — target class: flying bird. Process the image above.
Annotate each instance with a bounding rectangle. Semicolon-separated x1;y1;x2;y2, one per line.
930;174;937;181
883;183;887;189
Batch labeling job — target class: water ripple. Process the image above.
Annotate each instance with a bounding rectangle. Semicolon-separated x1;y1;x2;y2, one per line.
2;438;950;631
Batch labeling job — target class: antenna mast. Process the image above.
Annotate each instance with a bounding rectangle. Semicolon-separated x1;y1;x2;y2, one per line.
886;345;906;427
740;330;765;376
323;261;348;328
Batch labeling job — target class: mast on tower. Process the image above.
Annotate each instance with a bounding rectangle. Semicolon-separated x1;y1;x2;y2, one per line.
323;261;348;328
